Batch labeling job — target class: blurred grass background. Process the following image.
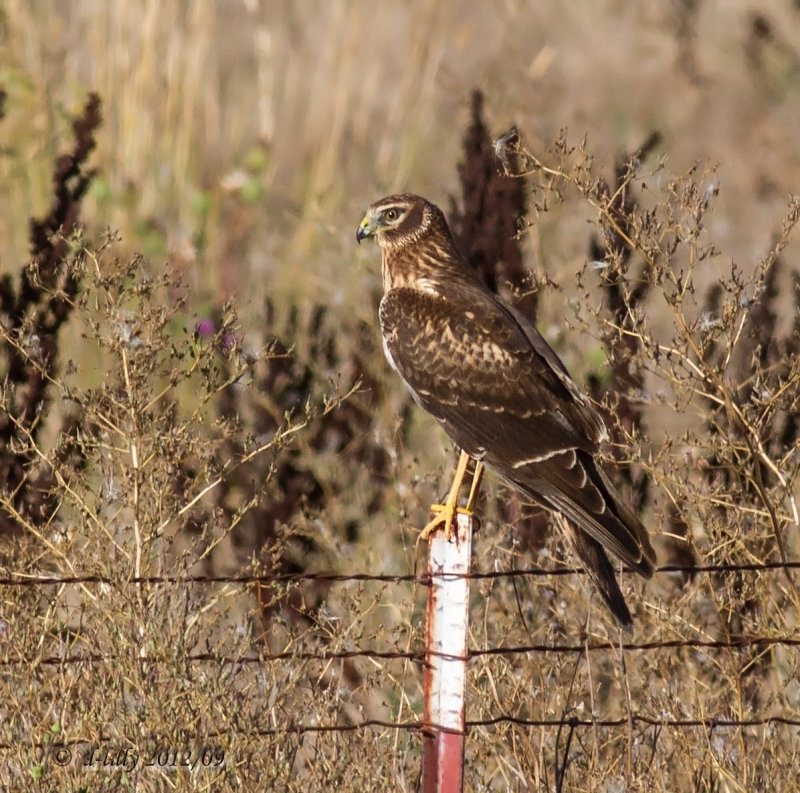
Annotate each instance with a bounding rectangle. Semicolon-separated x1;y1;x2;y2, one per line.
2;1;800;791
5;1;800;306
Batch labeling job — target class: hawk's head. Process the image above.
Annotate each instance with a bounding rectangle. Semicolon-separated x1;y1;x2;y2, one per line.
356;194;444;250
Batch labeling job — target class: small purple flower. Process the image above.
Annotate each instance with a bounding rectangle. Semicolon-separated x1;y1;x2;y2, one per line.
195;318;216;339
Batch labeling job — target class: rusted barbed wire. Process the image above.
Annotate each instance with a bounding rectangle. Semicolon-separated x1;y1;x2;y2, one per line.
2;559;799;587
4;635;799;668
4;713;799;755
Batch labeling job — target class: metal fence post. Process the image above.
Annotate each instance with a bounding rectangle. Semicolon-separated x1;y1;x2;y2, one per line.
421;512;473;793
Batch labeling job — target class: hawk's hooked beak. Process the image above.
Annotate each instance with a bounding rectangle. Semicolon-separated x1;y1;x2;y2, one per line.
356;214;376;244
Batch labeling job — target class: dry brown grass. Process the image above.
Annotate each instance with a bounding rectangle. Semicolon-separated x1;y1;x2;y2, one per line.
2;2;800;792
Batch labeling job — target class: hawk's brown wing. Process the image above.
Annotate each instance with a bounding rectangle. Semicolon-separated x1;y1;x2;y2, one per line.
380;280;655;583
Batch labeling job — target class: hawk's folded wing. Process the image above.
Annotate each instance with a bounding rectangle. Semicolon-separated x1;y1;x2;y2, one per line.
380;282;655;580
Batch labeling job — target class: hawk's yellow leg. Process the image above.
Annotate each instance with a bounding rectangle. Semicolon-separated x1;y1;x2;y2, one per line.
464;458;484;513
419;451;484;541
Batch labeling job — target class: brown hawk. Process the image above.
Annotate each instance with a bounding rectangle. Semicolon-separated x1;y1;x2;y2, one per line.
357;193;656;627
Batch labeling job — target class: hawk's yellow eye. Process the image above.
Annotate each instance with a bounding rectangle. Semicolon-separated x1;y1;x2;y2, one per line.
384;208;400;221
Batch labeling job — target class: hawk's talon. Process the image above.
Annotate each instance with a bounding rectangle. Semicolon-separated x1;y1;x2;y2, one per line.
417;451;481;544
420;502;475;542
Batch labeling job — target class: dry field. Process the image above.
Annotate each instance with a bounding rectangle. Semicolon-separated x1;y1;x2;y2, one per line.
1;2;800;791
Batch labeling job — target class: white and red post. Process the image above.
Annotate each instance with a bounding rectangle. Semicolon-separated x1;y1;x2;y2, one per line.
421;513;473;793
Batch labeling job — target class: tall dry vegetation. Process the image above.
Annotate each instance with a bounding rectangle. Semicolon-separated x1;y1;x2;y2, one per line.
1;87;799;793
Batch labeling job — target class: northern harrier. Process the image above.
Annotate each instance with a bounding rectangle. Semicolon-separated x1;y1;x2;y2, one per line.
357;194;655;627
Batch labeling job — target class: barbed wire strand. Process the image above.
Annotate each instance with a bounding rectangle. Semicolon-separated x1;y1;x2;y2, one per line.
3;635;799;669
2;559;799;588
5;714;799;754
